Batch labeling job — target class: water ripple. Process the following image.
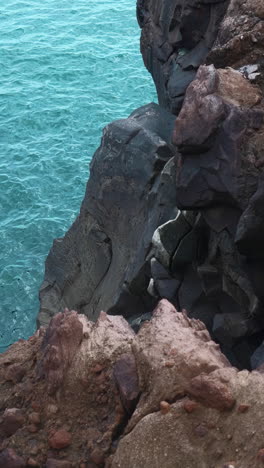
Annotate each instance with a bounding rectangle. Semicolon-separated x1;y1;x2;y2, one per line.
0;0;156;351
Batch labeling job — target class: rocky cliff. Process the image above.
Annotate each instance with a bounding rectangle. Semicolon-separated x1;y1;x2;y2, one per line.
1;0;264;466
39;0;264;370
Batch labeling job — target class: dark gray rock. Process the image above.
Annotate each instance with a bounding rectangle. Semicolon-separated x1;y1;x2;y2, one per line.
38;103;177;325
155;278;181;300
236;177;264;258
137;0;229;114
251;341;264;370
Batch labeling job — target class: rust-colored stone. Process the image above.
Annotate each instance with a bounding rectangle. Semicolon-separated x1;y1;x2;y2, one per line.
187;373;236;411
48;429;72;450
160;401;171;415
237;404;250;413
183;399;199;414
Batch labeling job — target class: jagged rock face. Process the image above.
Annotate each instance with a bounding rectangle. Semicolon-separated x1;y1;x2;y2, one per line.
38;0;264;371
38;103;177;326
2;303;264;467
208;0;264;74
146;63;264;369
0;309;136;466
137;0;229;114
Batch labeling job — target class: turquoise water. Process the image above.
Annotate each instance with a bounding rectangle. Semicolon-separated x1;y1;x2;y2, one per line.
0;0;156;350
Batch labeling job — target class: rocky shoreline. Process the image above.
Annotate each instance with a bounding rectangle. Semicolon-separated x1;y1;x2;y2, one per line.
1;0;264;466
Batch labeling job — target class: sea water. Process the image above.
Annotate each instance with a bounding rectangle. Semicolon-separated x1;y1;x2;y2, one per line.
0;0;156;350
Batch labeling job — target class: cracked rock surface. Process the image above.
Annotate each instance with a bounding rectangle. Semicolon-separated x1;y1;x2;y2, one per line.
2;304;264;467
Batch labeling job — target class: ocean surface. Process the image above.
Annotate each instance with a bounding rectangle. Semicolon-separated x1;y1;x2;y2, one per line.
0;0;156;350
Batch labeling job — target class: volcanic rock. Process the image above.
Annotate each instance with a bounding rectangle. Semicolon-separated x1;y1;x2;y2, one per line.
126;299;230;430
38;103;177;326
137;0;229;114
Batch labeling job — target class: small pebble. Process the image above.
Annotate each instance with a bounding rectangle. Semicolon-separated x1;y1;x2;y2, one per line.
27;458;39;467
194;424;208;438
237;404;250;413
46;404;59;416
48;429;72;449
183;400;199;413
160;401;171;415
29;412;41;425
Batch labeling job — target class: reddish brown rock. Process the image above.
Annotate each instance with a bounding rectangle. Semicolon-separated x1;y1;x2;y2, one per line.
186;373;236;411
48;430;72;450
39;310;83;395
160;401;171;415
1;408;25;437
127;299;230;430
183;399;199;414
237;404;250;413
0;448;26;468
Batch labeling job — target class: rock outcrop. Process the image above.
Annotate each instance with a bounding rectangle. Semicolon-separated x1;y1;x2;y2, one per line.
38;0;264;371
39;103;177;326
3;0;264;465
137;0;230;114
2;303;264;467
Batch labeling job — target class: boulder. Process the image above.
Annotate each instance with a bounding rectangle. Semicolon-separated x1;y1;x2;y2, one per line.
127;299;230;431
